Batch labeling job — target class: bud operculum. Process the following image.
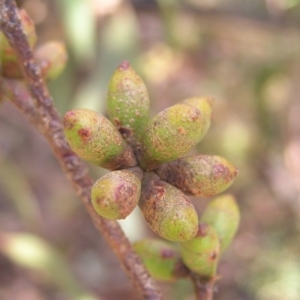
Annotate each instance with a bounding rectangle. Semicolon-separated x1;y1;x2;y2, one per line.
139;172;198;241
156;155;238;197
181;96;214;137
107;61;150;146
63;109;137;170
91;167;142;220
201;194;240;254
180;223;220;278
138;103;211;170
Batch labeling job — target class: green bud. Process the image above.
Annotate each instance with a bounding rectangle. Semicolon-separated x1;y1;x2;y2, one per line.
107;61;150;146
91;167;142;220
180;223;220;278
138;103;209;170
1;9;37;78
34;41;68;80
63;109;137;170
181;96;214;137
139;173;198;241
155;155;238;197
201;194;240;254
133;239;182;282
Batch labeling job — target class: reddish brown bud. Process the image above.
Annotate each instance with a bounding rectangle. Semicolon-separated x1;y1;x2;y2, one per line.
139;173;198;241
91;168;142;220
156;155;238;197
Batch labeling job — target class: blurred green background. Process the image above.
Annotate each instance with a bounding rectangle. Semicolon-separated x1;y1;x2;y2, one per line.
1;0;300;299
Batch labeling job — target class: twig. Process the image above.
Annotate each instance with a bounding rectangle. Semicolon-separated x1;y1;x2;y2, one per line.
0;1;163;299
190;274;218;300
1;80;45;134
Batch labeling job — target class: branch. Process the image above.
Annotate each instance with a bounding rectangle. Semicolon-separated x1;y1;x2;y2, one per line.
0;1;163;299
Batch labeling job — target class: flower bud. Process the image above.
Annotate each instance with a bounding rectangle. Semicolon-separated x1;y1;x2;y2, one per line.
139;173;198;241
63;109;137;170
1;9;37;78
138;103;209;170
34;41;68;80
181;96;214;137
180;223;220;278
200;194;240;254
107;61;150;146
156;155;238;197
133;239;182;281
91;167;142;220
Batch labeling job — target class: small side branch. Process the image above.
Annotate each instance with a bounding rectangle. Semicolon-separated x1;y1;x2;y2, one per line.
191;274;218;300
0;1;163;299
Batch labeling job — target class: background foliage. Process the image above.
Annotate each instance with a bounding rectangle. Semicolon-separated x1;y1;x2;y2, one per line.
1;0;300;299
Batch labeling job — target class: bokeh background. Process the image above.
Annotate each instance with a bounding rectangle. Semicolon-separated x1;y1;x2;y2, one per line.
1;0;300;299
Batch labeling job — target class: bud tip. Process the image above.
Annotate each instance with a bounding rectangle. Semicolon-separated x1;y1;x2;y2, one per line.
119;60;130;71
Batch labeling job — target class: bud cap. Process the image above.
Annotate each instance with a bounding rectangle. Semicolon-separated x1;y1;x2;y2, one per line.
180;223;220;278
156;155;238;197
138;103;210;170
107;61;150;146
139;173;198;241
91;168;141;220
63;108;136;170
200;194;240;253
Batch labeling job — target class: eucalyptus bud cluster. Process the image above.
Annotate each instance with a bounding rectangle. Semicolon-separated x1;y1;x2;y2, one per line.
1;7;241;286
62;61;240;280
135;194;240;281
0;9;67;80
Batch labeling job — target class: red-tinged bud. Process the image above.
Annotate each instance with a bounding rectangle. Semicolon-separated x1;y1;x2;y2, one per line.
91;167;142;220
63;109;137;170
156;155;238;197
139;172;198;241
